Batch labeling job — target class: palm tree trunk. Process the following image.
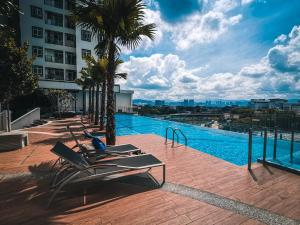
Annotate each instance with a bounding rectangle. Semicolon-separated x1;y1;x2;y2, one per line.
91;85;95;122
82;88;86;115
100;79;106;130
88;87;91;119
94;84;100;125
106;42;116;145
6;101;11;132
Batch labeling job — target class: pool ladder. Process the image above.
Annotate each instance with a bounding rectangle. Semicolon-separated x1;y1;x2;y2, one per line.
165;127;188;147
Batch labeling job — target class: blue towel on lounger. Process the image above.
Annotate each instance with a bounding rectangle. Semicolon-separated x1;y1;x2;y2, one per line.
92;138;106;152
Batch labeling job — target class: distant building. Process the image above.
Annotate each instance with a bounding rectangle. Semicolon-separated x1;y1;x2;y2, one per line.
249;99;289;110
155;100;165;106
249;99;270;110
291;104;300;115
183;99;189;107
183;99;194;107
188;99;194;107
269;99;288;109
223;113;231;120
205;100;212;106
232;114;240;120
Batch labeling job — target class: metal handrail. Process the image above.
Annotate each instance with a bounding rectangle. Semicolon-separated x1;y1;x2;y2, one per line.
165;127;177;144
172;128;188;147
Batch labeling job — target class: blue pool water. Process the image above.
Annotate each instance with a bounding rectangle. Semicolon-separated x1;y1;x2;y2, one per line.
115;114;300;166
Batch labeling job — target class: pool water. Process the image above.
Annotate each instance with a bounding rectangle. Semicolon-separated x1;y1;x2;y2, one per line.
115;114;300;166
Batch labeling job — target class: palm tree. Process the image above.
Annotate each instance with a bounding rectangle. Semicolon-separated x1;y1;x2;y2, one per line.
78;67;94;119
84;56;106;126
75;73;90;115
84;56;126;128
73;0;156;145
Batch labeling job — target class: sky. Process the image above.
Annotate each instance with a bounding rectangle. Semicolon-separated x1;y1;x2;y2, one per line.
117;0;300;101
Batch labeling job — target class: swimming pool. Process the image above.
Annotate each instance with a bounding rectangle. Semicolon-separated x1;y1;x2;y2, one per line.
115;114;300;166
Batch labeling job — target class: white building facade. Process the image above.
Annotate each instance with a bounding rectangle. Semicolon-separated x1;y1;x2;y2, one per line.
19;0;133;113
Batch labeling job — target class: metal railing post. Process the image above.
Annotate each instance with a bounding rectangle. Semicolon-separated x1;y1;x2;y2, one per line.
165;127;173;144
263;128;267;163
172;129;175;147
273;127;278;160
165;128;168;144
248;128;252;170
290;130;294;162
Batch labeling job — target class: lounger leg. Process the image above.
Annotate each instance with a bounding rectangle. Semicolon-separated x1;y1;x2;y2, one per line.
49;158;61;173
146;167;165;187
146;172;160;187
51;167;77;189
47;171;80;208
162;165;166;186
50;162;66;185
50;165;71;188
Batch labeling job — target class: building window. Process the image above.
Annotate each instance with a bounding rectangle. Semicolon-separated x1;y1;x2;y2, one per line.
65;33;76;47
32;26;43;38
45;67;64;80
44;0;63;9
32;65;43;77
65;52;76;65
45;11;63;27
65;0;75;10
45;49;63;63
65;15;75;29
32;46;43;58
81;30;91;42
31;5;43;19
82;49;91;59
45;30;63;45
66;70;77;81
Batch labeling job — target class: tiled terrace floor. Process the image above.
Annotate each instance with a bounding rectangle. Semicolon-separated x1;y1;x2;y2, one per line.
0;117;299;225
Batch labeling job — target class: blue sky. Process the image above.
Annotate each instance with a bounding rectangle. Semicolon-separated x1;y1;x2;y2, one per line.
118;0;300;100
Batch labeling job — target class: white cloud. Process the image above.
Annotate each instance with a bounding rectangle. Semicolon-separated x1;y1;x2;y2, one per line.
118;54;205;99
241;0;255;5
274;34;287;44
119;25;300;100
214;0;239;12
121;1;243;54
170;12;242;50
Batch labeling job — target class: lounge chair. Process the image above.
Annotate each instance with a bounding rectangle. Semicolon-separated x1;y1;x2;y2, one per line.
48;141;165;207
81;122;106;138
68;125;141;156
50;126;142;174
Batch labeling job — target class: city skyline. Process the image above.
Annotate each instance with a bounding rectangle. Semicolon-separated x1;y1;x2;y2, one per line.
117;0;300;100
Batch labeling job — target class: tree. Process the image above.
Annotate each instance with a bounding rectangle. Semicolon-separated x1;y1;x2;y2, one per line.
46;89;75;118
83;56;126;128
73;0;156;144
75;73;91;116
78;66;94;120
86;56;107;126
0;37;38;131
0;0;20;17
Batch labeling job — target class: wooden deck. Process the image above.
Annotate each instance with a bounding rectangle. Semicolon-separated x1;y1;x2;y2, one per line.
0;117;299;224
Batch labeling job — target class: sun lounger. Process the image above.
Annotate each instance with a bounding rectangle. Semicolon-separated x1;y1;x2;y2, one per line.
68;126;141;156
48;141;165;207
81;122;106;137
50;126;142;173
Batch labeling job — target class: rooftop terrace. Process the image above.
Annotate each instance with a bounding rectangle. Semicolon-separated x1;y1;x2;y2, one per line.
0;117;299;225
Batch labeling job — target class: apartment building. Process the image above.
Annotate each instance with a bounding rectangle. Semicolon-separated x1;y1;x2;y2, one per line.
19;0;133;113
249;99;288;110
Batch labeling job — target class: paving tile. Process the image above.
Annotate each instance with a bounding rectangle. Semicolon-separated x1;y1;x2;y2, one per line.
0;117;299;224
